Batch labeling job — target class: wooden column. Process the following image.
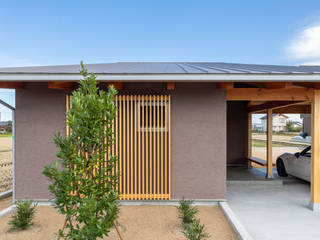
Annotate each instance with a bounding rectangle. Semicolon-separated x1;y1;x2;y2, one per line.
310;90;320;211
266;108;274;178
247;113;252;168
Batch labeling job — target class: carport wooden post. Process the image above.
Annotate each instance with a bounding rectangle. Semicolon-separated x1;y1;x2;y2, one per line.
266;108;274;178
310;90;320;211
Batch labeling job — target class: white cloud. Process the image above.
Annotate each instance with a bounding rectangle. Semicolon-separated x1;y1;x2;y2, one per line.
287;22;320;65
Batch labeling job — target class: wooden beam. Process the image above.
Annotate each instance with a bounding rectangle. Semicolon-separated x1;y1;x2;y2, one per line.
293;82;320;89
263;82;293;89
272;104;311;114
166;82;175;90
310;90;320;211
0;81;24;89
107;82;123;90
48;82;74;90
227;88;314;101
242;82;293;89
216;82;234;90
248;101;303;113
266;108;274;178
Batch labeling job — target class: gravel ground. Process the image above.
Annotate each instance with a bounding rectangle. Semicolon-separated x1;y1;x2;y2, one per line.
0;196;12;211
0;137;12;193
0;205;237;240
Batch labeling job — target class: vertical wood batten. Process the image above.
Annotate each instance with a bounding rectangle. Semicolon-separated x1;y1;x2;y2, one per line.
142;96;145;198
153;95;156;199
146;97;149;199
138;96;141;198
66;95;70;136
157;95;160;200
115;96;118;192
149;96;152;198
164;96;168;197
126;96;129;199
160;95;164;199
119;95;122;196
134;96;137;200
130;96;133;197
311;90;320;210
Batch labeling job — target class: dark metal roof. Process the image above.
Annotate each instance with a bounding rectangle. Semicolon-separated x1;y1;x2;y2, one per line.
1;62;320;74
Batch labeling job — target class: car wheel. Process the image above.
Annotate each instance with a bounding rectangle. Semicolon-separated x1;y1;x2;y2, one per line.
276;157;288;177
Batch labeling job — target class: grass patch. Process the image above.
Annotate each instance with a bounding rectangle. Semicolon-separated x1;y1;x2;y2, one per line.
0;133;12;138
252;139;307;148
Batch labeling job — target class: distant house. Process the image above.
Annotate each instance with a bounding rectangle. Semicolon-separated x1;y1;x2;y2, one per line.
0;121;11;133
252;123;263;132
260;114;289;132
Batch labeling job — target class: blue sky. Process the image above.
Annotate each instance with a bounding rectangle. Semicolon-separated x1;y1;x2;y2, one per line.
0;0;319;121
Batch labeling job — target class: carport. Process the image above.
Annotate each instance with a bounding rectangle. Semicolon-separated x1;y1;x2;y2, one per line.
222;82;319;211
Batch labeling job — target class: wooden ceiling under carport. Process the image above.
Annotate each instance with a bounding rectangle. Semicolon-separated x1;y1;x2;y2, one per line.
217;82;316;114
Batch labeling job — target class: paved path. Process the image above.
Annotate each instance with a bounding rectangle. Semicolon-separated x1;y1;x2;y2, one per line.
228;180;320;240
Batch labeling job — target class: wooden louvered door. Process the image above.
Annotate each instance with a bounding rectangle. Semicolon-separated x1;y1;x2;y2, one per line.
66;94;171;200
115;95;171;200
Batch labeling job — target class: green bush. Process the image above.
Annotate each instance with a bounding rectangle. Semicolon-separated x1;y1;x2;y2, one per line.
43;62;119;240
178;197;198;225
178;197;210;240
9;199;37;231
182;219;210;240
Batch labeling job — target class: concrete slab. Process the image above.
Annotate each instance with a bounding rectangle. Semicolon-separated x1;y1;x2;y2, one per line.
227;179;320;240
227;166;279;181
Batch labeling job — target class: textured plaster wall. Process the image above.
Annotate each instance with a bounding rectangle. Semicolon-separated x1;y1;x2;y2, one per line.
15;83;227;200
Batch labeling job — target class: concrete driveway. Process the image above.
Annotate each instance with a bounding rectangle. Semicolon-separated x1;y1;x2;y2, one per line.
228;179;320;240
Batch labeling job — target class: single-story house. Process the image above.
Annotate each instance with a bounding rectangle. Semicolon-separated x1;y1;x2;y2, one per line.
1;62;320;211
260;114;288;132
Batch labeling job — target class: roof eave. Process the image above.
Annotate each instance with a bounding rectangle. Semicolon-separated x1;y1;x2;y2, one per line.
1;73;320;82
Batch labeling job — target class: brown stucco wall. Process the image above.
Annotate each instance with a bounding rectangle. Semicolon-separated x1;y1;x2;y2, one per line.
170;84;226;199
227;101;248;166
15;83;67;200
15;82;226;200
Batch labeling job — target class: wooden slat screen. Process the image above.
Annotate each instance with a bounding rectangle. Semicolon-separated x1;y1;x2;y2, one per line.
66;94;171;200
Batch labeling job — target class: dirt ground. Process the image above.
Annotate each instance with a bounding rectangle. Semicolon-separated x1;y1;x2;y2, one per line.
252;132;299;142
253;146;302;164
0;205;237;240
0;196;12;211
0;137;12;152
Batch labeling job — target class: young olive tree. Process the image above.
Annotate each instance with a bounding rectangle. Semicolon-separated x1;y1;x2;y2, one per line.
43;62;119;240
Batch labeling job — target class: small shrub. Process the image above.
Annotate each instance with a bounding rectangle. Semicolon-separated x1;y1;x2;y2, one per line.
182;219;210;240
9;199;37;231
178;196;198;225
